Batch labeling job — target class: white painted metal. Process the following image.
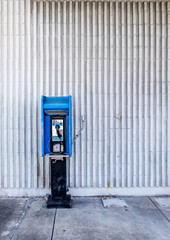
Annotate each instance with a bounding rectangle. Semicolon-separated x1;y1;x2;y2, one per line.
168;2;170;187
0;187;170;197
32;1;170;3
0;0;170;196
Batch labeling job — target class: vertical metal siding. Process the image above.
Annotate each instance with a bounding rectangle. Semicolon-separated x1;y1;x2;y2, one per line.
0;0;170;194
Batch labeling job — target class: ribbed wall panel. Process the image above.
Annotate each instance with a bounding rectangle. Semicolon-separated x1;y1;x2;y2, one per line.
0;0;170;194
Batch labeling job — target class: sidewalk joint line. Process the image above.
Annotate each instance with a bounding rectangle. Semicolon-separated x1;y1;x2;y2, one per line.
51;209;57;240
149;197;170;223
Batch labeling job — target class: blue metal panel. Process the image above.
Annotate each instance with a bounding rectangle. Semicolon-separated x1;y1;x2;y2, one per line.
41;95;72;157
44;115;51;155
69;96;72;156
41;96;45;157
43;96;70;110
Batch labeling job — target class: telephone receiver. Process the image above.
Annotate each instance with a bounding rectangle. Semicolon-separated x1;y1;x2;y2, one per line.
55;124;62;138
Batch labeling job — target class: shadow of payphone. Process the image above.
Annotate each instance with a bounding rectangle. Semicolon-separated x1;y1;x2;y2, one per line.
41;96;72;208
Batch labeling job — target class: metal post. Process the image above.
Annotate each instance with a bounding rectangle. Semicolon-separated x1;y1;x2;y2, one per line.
47;157;72;208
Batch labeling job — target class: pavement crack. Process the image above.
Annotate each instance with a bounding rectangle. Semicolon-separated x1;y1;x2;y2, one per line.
149;197;170;223
5;198;35;240
51;209;57;240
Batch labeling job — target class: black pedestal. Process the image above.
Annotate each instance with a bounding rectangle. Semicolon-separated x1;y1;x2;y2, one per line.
47;194;72;208
47;157;72;208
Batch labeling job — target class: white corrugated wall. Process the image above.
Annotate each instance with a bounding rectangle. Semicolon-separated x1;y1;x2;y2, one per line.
0;0;170;196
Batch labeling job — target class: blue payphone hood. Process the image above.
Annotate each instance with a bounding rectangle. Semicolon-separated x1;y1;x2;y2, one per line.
41;96;72;157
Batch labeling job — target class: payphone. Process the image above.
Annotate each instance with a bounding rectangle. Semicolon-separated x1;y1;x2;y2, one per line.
51;117;65;153
41;96;72;208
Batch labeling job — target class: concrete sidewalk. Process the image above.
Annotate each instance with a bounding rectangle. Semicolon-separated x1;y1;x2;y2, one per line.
0;197;170;240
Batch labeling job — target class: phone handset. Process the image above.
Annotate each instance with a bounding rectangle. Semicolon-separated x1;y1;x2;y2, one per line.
55;124;62;138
